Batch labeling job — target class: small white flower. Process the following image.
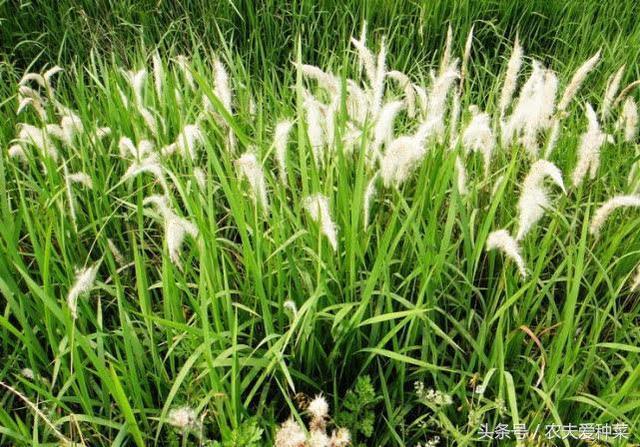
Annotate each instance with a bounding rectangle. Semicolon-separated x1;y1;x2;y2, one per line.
275;418;306;447
307;395;329;420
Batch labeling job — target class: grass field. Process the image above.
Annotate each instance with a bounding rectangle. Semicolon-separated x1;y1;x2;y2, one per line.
1;1;640;446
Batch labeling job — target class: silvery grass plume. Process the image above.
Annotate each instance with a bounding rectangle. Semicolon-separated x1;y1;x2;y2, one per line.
601;65;625;120
486;229;527;278
63;164;92;230
152;50;164;99
46;112;84;147
304;194;338;251
589;195;640;237
123;69;147;105
342;122;363;155
615;97;638;142
571;103;613;187
460;24;475;86
346;80;369;124
302;91;326;164
297;63;341;96
557;50;601;114
503;62;558;157
235;151;269;210
455;155;467;196
17;86;47;120
107;239;125;266
350;30;386;116
193;167;206;190
167;406;200;431
20;65;63;95
67;172;93;189
613;80;640;109
122;68;160;136
67;263;100;320
214;57;233;115
516;160;566;240
8;144;27;162
273;119;294;183
379;134;427;187
274;418;307;447
16;124;59;161
448;87;461;149
379;118;440;188
499;35;523;119
120;137;168;192
388;70;416;118
363;172;379;229
413;84;428;117
143;195;198;267
162;124;204;159
89;125;112;145
174;55;195;89
440;25;453;76
371;100;405;159
425;60;459;142
461;105;495;177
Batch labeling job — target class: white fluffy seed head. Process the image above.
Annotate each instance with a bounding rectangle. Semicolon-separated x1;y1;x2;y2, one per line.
67;263;100;319
330;428;351;447
617;97;638;142
589;195;640;237
379;135;426;188
123;69;147;105
571;103;613;187
455;155;467;196
388;70;416;118
67;172;93;189
363;173;379;229
308;395;329;420
602;65;625;120
173;124;204;159
304;194;338;251
499;35;523;118
274;119;294;182
8;144;27;162
18;124;58;161
516;160;565;240
174;55;194;89
214;57;232;114
165;215;198;267
193;167;206;190
372;100;405;154
167;406;198;430
461;106;495;176
275;418;307;447
309;430;330;447
557;50;601;113
122;153;168;193
235;151;269;210
486;229;527;278
152;50;164;98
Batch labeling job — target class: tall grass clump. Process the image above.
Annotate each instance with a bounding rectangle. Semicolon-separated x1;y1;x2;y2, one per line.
1;16;640;447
